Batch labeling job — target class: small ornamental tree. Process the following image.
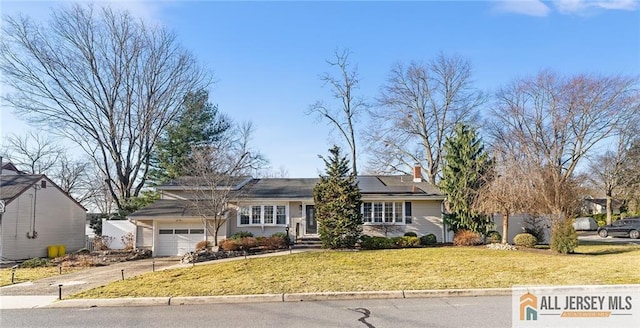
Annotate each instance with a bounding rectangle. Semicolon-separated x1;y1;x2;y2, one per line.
313;145;362;249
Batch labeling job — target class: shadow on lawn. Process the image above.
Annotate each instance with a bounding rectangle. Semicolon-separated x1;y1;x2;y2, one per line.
574;240;640;256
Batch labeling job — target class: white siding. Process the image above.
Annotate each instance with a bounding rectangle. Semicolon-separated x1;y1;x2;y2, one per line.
0;179;85;260
101;219;137;249
135;220;153;249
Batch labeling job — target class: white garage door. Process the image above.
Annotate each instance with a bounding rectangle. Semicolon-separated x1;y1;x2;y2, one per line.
156;223;205;256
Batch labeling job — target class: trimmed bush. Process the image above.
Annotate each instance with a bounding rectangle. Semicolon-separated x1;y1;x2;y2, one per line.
21;257;51;268
360;235;395;250
403;232;418;237
271;232;291;245
219;239;240;251
486;231;502;244
195;240;211;251
550;220;578;254
230;231;254;239
398;236;420;247
420;234;437;245
453;230;482;246
263;236;287;250
513;233;537;248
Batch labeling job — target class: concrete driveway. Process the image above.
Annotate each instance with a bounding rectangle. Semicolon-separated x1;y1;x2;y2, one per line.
0;257;180;309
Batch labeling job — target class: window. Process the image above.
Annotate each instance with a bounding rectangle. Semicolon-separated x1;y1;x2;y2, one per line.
251;206;261;224
174;229;189;234
190;229;204;234
240;207;250;225
405;202;412;224
264;206;274;224
238;205;288;226
159;229;173;234
276;206;286;225
362;202;406;224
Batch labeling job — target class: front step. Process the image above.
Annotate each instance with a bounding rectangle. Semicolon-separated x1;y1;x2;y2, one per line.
294;237;322;249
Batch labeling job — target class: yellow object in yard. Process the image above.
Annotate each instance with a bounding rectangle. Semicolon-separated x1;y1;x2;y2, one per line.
47;245;58;258
58;245;66;257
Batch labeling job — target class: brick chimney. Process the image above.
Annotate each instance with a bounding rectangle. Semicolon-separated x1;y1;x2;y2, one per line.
413;164;422;183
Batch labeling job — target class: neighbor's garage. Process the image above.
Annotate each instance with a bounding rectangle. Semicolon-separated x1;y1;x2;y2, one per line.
156;222;205;256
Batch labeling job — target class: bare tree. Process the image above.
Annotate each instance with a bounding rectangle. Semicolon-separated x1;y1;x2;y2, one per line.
307;49;365;175
367;54;485;184
474;149;537;244
256;165;290;178
0;4;210;210
2;131;63;174
50;156;98;204
183;123;267;245
489;70;639;224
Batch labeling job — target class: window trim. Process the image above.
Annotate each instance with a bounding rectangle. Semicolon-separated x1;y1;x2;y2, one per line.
237;204;290;227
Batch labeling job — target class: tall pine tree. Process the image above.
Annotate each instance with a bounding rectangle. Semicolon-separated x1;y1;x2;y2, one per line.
313;145;362;249
148;90;231;185
440;123;493;233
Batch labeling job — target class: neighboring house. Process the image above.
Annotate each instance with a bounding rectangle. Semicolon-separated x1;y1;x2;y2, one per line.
129;167;447;256
581;196;622;215
0;162;87;261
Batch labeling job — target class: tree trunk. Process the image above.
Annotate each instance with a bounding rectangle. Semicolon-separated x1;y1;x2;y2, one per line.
502;212;509;244
606;193;613;225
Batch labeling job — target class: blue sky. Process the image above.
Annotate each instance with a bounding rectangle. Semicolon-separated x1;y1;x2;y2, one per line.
1;0;639;177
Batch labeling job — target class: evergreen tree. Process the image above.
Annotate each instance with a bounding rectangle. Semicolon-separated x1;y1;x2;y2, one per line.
313;145;362;249
148;90;231;185
440;124;493;233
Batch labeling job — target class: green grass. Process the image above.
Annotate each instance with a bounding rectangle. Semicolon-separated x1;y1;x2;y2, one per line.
0;266;83;287
71;244;640;299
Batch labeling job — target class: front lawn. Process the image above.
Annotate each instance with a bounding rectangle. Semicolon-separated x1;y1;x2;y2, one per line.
71;244;640;299
0;266;83;287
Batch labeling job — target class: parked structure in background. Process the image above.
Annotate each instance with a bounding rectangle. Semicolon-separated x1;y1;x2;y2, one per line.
581;196;622;215
129;166;447;256
0;160;86;262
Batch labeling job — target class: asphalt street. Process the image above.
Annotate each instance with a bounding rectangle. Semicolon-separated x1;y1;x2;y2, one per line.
1;296;512;328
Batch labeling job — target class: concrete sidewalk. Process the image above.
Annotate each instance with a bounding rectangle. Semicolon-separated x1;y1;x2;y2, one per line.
0;249;315;309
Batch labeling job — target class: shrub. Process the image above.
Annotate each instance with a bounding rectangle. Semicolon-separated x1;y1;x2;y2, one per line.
195;240;211;251
219;239;239;251
360;235;395;250
121;232;135;251
271;232;291;245
420;234;437;245
550;220;578;254
403;232;418;237
21;257;51;268
486;231;502;244
398;236;420;247
230;231;254;239
93;235;115;250
513;233;537;248
524;216;548;244
453;230;482;246
263;236;287;250
237;237;258;251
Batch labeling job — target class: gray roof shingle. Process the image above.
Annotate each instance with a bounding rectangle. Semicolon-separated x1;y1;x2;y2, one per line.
0;174;45;203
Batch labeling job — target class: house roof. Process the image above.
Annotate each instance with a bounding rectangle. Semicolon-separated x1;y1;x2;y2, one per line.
0;174;87;210
128;199;219;218
1;161;25;174
238;178;318;199
159;176;253;190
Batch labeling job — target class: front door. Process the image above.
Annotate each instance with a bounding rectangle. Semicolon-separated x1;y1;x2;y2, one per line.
305;205;317;234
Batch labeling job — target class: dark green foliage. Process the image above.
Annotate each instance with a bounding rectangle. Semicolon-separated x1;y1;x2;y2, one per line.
523;216;549;244
230;231;254;239
313;146;362;249
420;233;437;245
20;258;51;268
87;213;107;236
116;191;160;218
550;220;578;254
149;90;231;185
513;233;538;247
360;236;396;250
440;124;493;234
453;230;483;246
486;231;502;244
403;232;418;237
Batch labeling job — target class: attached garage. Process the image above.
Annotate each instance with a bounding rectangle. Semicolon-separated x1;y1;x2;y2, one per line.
156;222;205;256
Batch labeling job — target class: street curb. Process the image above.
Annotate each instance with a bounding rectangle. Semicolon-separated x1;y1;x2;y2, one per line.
41;297;170;308
38;288;510;308
284;290;405;302
170;294;283;305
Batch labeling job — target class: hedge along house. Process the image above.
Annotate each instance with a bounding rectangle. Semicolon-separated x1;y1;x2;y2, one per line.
129;167;447;256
